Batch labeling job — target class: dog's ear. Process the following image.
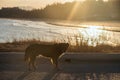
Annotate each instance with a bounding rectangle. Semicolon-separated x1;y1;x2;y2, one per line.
63;43;69;52
57;43;69;54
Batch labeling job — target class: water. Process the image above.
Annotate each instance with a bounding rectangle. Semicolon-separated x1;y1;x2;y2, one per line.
0;18;120;46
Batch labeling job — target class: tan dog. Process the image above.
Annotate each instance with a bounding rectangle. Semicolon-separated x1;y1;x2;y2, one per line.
24;43;69;71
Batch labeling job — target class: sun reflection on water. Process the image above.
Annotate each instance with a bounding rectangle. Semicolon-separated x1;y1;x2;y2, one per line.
77;25;104;46
86;25;102;37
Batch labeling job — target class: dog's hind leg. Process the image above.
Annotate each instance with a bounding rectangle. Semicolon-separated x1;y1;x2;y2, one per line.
51;58;54;65
28;58;31;71
51;58;58;69
31;56;36;71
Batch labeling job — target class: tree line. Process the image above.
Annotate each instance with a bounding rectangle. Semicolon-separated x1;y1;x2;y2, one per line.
0;0;120;21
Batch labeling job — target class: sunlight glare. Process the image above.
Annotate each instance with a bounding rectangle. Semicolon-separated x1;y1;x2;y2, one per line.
103;0;108;2
78;25;103;46
67;2;80;20
67;0;88;20
86;25;102;38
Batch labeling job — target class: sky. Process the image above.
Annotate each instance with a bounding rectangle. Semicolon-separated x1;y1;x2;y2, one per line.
0;0;75;9
0;0;109;9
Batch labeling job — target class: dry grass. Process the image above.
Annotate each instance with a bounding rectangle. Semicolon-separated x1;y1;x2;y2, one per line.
0;37;120;53
0;39;51;52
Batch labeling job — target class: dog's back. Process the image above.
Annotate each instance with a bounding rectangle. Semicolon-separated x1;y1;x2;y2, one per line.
26;44;57;57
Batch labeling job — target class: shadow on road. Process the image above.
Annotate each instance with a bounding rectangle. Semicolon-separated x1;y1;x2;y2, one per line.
16;71;32;80
42;68;60;80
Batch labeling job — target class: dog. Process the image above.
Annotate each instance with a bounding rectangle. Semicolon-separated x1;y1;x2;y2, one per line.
24;43;69;71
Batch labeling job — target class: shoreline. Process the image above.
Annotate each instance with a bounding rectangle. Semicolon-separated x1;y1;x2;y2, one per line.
1;17;120;32
1;17;120;27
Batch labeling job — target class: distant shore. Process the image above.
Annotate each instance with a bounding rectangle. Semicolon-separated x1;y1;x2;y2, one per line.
1;17;120;26
1;18;120;33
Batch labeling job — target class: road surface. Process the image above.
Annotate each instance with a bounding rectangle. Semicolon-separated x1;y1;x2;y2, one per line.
0;52;120;80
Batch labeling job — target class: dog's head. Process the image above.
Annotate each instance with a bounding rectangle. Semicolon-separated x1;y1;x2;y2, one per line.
55;43;69;54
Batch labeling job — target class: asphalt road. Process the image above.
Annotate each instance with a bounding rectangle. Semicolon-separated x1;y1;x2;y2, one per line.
0;52;120;80
0;52;120;72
